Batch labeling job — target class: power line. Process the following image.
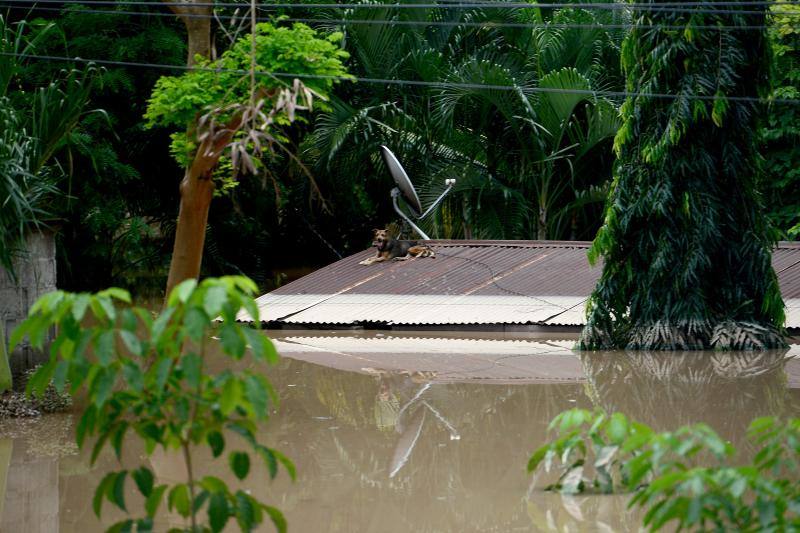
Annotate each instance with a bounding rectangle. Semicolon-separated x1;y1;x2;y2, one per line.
4;4;782;30
3;0;800;14
4;0;799;8
5;51;800;105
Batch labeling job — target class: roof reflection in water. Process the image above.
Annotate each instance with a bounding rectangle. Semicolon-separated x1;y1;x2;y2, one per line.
2;333;800;532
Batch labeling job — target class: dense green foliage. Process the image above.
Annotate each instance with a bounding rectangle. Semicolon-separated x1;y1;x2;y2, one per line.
580;0;786;350
0;15;96;275
307;2;625;240
761;4;800;239
145;22;350;171
3;1;797;301
12;277;292;532
529;409;800;531
11;7;186;292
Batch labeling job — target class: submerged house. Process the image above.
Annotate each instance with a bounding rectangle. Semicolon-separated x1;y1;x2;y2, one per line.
251;240;800;333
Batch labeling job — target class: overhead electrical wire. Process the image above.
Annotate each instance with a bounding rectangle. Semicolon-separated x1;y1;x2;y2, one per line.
3;0;799;8
3;0;800;14
2;4;784;30
4;51;800;105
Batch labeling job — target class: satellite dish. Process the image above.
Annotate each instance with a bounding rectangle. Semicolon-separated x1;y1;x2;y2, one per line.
378;145;456;240
380;145;423;215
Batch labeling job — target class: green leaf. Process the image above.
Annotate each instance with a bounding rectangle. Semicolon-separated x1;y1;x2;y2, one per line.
244;374;268;416
95;330;115;366
119;330;143;357
208;491;230;533
122;361;144;392
607;413;629;444
120;308;138;332
26;358;55;397
242;328;279;364
263;504;287;533
76;405;97;448
200;476;228;493
71;294;91;321
152;357;172;392
203;285;228;317
90;367;116;407
132;467;154;497
52;360;69;392
168;484;191;517
241;296;260;324
100;287;132;303
220;324;246;359
272;448;296;481
528;445;550;472
230;451;250;480
110;422;129;460
235;491;256;530
109;470;128;511
208;431;225;458
96;296;117;321
193;490;210;513
145;485;167;518
9;317;33;352
169;279;197;306
220;378;242;416
182;353;203;388
151;307;175;340
257;446;278;479
136;518;153;533
184;307;209;342
93;472;116;517
107;519;134;533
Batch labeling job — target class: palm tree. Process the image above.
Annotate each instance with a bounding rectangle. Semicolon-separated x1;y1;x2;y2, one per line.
0;15;97;392
0;15;97;275
306;1;626;240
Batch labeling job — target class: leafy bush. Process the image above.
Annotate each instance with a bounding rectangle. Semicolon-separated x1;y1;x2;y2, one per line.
529;409;800;531
11;276;291;532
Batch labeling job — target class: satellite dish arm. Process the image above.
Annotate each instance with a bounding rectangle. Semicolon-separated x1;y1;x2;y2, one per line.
417;179;456;220
392;188;431;240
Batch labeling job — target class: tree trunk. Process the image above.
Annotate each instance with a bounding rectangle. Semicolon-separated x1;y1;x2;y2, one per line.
161;0;213;298
164;169;214;297
184;16;212;66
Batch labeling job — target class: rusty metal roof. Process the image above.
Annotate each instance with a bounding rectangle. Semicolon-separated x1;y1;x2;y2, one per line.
251;240;800;329
271;332;800;385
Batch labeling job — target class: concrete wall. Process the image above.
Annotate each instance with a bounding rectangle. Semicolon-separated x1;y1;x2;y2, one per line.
0;231;57;373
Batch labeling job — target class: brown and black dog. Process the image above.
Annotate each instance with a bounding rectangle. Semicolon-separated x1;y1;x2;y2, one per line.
359;229;435;265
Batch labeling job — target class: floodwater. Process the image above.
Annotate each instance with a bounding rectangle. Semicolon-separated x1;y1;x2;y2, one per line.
1;331;799;532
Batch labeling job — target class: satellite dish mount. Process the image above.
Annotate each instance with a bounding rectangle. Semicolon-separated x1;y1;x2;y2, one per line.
380;145;455;240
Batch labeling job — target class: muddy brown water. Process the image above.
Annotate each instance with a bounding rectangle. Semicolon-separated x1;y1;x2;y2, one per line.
1;331;799;532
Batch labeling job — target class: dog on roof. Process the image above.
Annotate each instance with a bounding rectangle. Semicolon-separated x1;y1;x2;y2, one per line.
358;228;436;265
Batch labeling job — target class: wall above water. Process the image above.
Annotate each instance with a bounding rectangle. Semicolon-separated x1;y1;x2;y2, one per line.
0;231;57;373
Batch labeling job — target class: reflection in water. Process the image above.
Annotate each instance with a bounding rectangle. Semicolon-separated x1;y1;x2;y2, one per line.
579;350;793;443
0;340;797;532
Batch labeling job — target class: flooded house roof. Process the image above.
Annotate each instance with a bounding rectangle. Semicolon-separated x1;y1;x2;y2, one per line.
271;332;800;386
251;240;800;331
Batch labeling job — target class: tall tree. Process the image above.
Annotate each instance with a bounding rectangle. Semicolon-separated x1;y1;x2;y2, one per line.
148;19;350;297
579;0;786;350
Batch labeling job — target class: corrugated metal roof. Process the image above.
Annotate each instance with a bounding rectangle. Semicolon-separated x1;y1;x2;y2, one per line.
250;241;800;329
272;333;800;385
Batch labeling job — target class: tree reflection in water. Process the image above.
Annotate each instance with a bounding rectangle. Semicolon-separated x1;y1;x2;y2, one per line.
524;349;795;533
579;349;792;442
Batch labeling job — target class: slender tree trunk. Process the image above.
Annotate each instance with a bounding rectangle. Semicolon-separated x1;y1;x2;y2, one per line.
161;0;213;298
164;169;214;296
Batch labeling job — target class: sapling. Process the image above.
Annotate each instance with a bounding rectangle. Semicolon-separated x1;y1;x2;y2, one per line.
12;276;292;532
